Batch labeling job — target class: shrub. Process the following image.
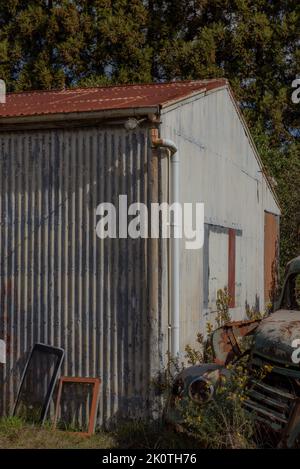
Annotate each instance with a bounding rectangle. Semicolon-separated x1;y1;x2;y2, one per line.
180;363;255;448
158;288;271;448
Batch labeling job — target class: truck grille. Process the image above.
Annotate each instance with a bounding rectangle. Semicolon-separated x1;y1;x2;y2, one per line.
244;354;298;431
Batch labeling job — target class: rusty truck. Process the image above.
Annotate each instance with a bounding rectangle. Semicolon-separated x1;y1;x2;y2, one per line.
165;256;300;448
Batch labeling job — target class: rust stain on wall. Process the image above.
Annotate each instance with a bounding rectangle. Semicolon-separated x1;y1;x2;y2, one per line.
228;228;236;308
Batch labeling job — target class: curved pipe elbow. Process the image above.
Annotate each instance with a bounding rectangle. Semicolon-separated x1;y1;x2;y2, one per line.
151;130;178;156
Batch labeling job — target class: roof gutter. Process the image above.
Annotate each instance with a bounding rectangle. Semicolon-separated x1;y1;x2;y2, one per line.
0;106;159;130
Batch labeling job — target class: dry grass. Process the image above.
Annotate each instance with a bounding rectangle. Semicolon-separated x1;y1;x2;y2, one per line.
0;417;115;449
0;417;196;449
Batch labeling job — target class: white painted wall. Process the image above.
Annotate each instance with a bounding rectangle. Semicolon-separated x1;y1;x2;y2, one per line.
160;87;280;352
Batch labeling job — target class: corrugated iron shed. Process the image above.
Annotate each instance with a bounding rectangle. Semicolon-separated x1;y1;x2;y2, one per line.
0;78;280;428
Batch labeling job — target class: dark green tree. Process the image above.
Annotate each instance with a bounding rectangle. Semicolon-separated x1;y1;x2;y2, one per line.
0;1;95;90
0;0;152;90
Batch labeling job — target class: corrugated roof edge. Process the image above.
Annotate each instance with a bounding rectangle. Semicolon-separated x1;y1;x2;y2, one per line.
0;79;227;120
4;78;225;97
160;83;228;110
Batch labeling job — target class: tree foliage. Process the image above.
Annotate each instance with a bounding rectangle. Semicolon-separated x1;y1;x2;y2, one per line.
0;0;299;269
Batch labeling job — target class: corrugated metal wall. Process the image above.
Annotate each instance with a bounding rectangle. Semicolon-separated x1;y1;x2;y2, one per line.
0;125;164;425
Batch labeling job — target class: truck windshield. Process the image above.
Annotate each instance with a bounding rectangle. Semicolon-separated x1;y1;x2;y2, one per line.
281;273;300;310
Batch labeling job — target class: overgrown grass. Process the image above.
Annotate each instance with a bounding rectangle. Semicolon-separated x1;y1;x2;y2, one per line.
0;416;115;448
0;417;196;449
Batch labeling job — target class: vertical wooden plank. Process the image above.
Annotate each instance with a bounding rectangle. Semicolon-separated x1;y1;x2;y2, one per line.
264;212;279;303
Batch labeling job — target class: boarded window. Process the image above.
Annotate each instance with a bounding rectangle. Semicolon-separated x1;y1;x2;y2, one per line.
203;224;241;312
207;226;228;310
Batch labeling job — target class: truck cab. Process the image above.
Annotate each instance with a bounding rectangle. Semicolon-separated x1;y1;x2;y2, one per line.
245;256;300;447
166;256;300;447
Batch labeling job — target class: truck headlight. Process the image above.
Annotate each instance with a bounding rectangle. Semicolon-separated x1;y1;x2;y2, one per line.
188;376;214;404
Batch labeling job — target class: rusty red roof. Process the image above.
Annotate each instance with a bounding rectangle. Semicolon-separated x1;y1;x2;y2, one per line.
0;79;227;119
